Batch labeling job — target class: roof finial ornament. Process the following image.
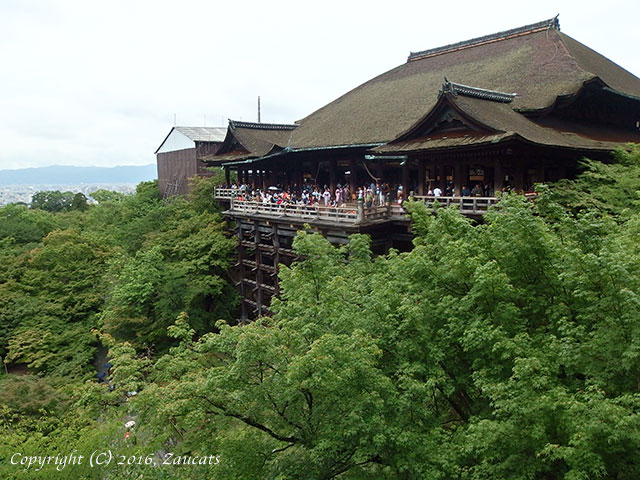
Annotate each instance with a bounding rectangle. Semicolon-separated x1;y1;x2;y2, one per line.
439;77;456;97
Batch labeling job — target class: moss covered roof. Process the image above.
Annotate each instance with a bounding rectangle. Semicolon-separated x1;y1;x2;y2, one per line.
288;19;640;149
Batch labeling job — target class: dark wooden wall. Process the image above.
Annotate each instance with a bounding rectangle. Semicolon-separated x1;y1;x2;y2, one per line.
157;148;197;196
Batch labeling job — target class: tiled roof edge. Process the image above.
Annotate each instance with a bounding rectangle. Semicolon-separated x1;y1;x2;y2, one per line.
440;79;517;103
229;120;298;131
408;16;560;62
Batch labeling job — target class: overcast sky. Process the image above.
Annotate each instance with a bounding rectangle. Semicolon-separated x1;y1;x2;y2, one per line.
1;0;638;170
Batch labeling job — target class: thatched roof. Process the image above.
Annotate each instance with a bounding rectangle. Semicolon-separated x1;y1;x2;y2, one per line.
288;17;640;150
201;120;297;164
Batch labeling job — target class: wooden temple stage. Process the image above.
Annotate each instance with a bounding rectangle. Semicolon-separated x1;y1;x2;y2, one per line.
214;188;499;320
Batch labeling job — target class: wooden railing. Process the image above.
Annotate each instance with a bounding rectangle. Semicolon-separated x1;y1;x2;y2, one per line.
214;188;236;200
230;200;359;223
413;196;498;214
216;189;499;223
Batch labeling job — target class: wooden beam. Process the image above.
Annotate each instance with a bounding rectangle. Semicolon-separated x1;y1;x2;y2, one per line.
417;159;425;195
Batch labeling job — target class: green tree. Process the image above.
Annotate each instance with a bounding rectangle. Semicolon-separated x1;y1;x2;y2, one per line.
131;193;640;479
551;144;640;217
30;190;75;212
71;192;89;211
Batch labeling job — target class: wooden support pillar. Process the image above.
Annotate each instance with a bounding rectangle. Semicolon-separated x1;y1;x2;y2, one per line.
349;158;357;193
375;159;384;183
237;223;247;321
513;163;524;192
494;159;504;192
254;220;262;317
432;165;439;192
462;163;469;191
224;167;230;186
454;161;463;196
297;164;304;190
273;225;280;297
291;161;300;192
329;159;337;195
402;160;409;197
536;160;545;185
417;159;425;195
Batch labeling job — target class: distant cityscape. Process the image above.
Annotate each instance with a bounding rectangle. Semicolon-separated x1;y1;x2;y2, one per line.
0;183;139;206
0;164;157;206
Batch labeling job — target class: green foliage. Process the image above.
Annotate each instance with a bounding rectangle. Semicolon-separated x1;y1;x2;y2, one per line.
551;144;640;217
5;152;640;479
0;204;58;245
71;192;89;211
0;179;235;368
0;375;70;415
30;190;76;212
90;189;125;203
129;190;640;479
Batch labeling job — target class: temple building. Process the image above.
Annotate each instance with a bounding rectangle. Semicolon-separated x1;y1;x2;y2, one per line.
205;17;640;319
213;17;640;196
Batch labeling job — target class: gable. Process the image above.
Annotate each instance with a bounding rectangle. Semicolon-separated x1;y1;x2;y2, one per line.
391;88;503;144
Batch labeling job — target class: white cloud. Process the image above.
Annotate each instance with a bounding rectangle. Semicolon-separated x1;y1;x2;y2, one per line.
1;0;638;169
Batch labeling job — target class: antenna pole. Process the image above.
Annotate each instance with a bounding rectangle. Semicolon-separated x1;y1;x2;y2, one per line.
258;96;261;123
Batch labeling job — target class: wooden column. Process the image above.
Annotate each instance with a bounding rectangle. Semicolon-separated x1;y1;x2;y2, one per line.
417;159;425;195
329;159;337;194
402;160;409;196
536;160;545;185
349;158;357;193
273;225;280;296
237;223;247;321
297;164;304;190
254;220;262;317
432;165;439;191
454;161;463;196
292;161;300;191
376;159;384;183
513;162;524;192
494;159;504;192
224;167;230;186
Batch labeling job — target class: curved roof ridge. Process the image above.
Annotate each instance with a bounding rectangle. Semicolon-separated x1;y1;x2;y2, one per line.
408;16;559;62
441;79;517;103
229;120;298;131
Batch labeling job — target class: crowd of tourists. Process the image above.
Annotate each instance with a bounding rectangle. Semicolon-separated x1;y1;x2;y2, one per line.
222;181;497;208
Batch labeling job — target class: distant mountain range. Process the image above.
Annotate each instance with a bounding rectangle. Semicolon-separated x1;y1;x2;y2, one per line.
0;164;157;185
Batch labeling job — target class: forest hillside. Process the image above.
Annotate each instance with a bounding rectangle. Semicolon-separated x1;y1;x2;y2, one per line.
1;147;640;479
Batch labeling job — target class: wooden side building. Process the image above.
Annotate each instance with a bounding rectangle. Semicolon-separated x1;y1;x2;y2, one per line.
155;126;226;197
